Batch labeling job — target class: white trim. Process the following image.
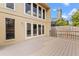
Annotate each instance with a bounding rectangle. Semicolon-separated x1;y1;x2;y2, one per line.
31;22;33;37
31;3;33;16
5;3;15;11
38;4;46;20
42;8;46;20
25;22;45;40
37;24;38;35
26;34;46;39
38;6;42;19
41;24;42;34
45;9;46;19
32;24;38;36
24;3;25;15
5;18;15;40
25;22;32;39
24;3;31;16
42;24;45;34
37;4;39;18
32;3;38;17
4;18;6;40
25;22;26;39
41;7;43;19
24;3;46;20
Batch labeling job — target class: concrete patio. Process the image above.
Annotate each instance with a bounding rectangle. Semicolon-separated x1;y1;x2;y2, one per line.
0;36;79;56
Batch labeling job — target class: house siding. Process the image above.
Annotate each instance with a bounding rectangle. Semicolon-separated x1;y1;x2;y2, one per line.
0;3;51;45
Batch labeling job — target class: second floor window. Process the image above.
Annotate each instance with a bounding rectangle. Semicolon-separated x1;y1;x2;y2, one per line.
38;7;42;18
33;3;37;16
43;9;45;19
6;3;14;10
25;3;31;15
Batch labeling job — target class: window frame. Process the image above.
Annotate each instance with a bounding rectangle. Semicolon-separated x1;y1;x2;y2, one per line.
24;3;31;15
33;24;37;36
38;6;42;18
5;18;15;40
38;4;46;19
24;3;46;20
43;9;46;19
5;3;15;11
38;24;41;35
42;25;44;34
27;23;31;37
25;22;33;39
33;3;37;17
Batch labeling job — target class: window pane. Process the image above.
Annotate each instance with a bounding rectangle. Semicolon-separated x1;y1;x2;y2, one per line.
27;23;31;37
33;24;37;36
33;3;37;16
42;25;44;34
38;7;41;18
25;3;31;14
6;3;14;9
6;18;15;40
43;9;45;19
38;25;41;35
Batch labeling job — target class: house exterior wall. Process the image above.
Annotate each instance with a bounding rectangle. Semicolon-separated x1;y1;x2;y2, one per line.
0;3;51;45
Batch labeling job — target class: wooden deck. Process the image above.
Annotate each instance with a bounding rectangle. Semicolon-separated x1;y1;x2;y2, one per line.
0;36;79;56
30;37;79;56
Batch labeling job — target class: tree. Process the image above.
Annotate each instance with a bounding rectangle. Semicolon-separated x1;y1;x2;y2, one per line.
55;18;69;26
71;10;79;26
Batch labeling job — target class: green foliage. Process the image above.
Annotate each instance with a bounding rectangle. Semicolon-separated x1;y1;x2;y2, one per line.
71;10;79;26
55;18;69;26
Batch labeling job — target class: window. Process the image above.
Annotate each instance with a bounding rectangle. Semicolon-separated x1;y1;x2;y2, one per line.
25;3;31;15
6;18;15;40
6;3;14;10
38;7;42;18
33;3;37;16
27;23;31;37
33;24;37;36
42;25;44;34
43;9;45;19
38;25;41;35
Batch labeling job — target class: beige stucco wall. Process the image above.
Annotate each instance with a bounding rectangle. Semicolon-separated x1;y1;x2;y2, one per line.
0;3;51;45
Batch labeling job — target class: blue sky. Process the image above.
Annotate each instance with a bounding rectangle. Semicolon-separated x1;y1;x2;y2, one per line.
48;3;79;21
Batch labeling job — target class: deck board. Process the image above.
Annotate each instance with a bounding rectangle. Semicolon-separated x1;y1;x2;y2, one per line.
0;36;79;56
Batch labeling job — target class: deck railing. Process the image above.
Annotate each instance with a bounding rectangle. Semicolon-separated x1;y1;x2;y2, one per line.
57;31;79;40
50;30;79;40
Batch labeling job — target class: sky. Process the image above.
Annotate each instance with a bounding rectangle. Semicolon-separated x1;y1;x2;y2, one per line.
48;3;79;21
